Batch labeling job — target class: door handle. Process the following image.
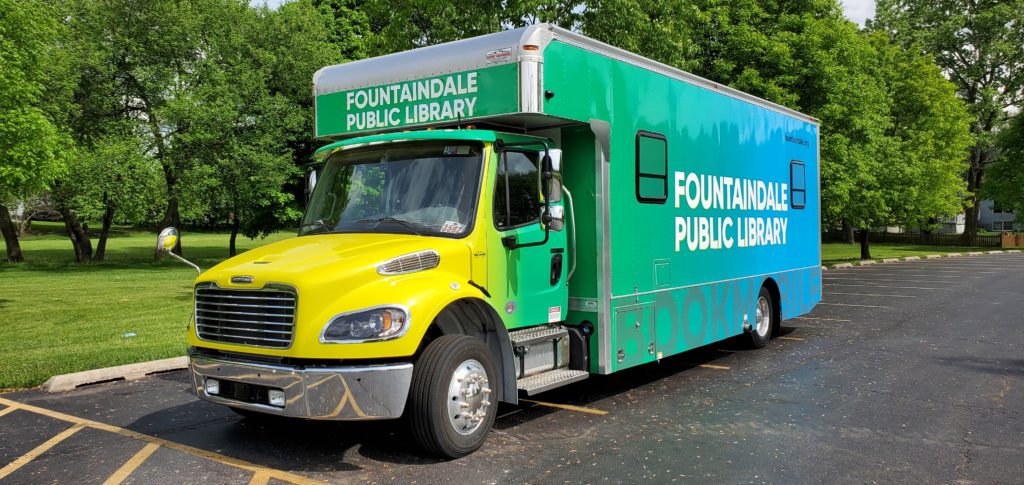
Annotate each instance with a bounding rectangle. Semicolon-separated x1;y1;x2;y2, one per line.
550;253;563;286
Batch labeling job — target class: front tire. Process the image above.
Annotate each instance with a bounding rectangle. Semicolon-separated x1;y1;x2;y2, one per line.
409;335;498;458
749;286;775;348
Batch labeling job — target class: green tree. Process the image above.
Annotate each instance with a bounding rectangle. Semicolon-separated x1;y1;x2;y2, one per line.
63;0;229;256
67;130;164;261
873;0;1024;242
868;32;973;233
60;0;339;258
984;116;1024;217
0;0;68;262
167;1;312;256
362;0;581;55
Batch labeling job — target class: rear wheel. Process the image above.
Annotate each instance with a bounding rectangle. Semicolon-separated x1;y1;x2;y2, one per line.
409;335;498;458
749;286;774;348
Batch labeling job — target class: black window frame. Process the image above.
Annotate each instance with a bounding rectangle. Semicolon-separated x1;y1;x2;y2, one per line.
635;130;668;204
492;148;543;231
790;160;806;209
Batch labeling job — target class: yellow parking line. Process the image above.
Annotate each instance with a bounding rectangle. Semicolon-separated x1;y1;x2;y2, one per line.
778;336;805;341
795;316;852;322
0;397;324;485
0;423;84;480
0;406;17;418
697;364;730;370
249;470;271;485
103;442;160;485
520;399;608;415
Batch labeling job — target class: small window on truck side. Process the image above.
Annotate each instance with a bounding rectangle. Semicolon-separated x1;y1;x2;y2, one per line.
494;151;542;230
790;160;806;209
636;131;668;203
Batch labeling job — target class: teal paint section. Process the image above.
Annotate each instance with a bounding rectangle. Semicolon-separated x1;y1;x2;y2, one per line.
544;40;821;372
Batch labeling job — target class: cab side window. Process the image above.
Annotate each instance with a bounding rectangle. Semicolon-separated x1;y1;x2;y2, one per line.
494;151;541;229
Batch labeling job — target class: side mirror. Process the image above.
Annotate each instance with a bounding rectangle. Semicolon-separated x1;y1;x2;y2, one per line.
157;227;179;253
308;170;318;193
549;205;565;231
157;227;201;273
548;149;562;172
542;150;563;203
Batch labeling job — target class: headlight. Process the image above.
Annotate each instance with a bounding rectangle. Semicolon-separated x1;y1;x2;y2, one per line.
319;306;409;343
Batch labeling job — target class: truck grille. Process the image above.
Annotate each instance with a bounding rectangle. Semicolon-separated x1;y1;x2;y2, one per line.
194;284;296;348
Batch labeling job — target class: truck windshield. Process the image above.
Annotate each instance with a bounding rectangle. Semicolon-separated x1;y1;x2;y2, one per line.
300;140;484;238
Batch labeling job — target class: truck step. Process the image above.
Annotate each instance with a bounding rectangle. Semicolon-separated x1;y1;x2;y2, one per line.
517;368;588;395
509;325;568;346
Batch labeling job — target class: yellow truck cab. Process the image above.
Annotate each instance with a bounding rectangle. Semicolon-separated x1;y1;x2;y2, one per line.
178;24;821;458
188;128;572;458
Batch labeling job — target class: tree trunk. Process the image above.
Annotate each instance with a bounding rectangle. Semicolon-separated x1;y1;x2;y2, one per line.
842;219;855;244
59;206;93;263
961;146;987;245
961;193;982;246
859;229;871;260
229;211;239;257
16;215;31;237
0;205;24;262
92;195;115;262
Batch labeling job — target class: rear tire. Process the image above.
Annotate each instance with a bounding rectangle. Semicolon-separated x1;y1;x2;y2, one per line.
749;286;775;349
409;335;498;458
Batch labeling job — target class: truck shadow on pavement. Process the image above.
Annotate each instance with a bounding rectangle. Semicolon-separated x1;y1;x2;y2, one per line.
119;332;776;470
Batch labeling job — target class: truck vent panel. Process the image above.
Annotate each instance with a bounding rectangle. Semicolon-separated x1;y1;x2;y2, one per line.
194;285;296;349
377;250;440;275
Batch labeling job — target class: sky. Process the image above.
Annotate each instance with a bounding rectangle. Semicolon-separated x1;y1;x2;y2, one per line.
841;0;877;26
252;0;878;27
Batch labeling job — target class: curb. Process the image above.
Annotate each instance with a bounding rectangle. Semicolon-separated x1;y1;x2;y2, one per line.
42;356;189;393
827;250;1017;269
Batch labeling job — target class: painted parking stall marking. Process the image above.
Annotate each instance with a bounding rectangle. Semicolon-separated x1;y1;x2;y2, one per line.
0;423;84;480
0;397;324;485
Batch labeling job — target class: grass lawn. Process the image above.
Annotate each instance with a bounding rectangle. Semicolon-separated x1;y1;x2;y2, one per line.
821;242;982;265
0;224;293;389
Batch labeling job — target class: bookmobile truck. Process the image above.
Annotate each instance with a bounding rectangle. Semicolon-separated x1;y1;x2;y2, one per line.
159;23;822;458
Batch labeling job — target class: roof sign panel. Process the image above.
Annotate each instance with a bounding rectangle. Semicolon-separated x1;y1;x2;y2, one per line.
316;63;520;138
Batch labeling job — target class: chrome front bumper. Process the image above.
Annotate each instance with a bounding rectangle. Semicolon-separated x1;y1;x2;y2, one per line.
189;355;413;420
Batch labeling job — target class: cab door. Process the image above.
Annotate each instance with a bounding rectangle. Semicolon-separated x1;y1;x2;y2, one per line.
491;149;567;329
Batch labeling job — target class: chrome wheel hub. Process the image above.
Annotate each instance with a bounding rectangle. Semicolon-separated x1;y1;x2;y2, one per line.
756;295;771;337
447;359;491;435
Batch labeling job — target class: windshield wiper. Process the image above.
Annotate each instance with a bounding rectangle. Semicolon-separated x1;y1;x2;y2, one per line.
300;219;332;234
354;217;425;236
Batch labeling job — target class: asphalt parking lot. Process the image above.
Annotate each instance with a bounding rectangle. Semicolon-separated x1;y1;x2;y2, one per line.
2;253;1023;484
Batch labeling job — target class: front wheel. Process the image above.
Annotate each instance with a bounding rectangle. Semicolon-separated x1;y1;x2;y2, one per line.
409;335;499;458
749;286;775;348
